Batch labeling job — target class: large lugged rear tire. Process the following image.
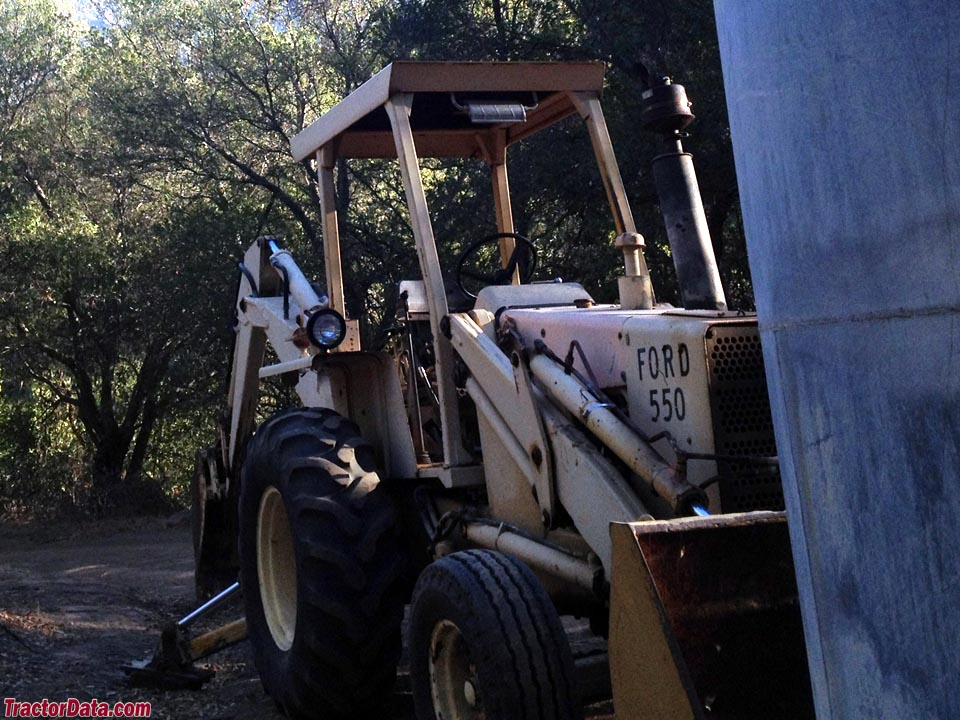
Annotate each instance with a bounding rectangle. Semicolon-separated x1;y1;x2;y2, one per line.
409;549;582;720
239;407;405;719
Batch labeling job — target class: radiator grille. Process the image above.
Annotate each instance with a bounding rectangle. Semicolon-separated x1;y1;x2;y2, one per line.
706;325;784;512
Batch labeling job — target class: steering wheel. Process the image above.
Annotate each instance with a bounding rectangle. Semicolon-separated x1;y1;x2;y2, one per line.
455;232;538;299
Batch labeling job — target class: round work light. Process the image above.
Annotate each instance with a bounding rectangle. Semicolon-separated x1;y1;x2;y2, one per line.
305;308;347;350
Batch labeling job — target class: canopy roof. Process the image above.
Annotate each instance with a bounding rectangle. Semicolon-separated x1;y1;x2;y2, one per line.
290;61;606;161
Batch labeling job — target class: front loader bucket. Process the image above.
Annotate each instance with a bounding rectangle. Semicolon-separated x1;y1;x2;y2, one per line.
608;511;814;720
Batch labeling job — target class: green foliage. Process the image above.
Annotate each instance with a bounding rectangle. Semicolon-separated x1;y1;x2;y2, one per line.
0;377;82;518
0;0;751;517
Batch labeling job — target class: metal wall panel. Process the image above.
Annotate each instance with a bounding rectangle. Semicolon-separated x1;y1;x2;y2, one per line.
714;1;960;717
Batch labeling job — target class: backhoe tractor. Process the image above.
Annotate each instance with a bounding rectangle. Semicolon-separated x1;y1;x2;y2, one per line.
192;62;814;720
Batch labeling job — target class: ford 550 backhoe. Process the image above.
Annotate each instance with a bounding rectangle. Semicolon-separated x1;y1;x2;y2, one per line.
190;62;813;720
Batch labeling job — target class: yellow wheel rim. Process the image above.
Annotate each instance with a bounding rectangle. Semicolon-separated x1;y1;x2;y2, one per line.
429;619;485;720
257;486;297;651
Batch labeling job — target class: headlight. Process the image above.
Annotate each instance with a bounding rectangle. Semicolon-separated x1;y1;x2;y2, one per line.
305;308;346;349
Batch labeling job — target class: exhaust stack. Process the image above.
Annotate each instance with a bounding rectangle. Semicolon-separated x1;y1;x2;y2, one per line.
642;79;727;311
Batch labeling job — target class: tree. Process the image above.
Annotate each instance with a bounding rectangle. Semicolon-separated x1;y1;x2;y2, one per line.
0;0;243;510
0;0;75;215
88;1;328;249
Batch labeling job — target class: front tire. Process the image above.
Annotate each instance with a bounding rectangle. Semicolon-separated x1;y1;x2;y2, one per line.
239;408;405;719
409;549;582;720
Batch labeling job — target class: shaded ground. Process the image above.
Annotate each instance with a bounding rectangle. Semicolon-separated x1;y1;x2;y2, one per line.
0;518;610;719
0;517;278;719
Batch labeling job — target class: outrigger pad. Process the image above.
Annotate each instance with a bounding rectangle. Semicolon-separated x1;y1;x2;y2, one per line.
122;661;214;691
122;624;214;691
609;511;815;720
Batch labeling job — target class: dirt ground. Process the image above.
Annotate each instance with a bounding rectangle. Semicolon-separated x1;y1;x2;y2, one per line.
0;517;611;719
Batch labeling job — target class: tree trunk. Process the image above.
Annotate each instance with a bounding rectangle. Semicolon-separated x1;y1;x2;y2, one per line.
125;394;160;484
90;437;128;508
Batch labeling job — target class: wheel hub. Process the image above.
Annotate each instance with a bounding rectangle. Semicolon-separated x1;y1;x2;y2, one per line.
257;486;297;651
429;619;485;720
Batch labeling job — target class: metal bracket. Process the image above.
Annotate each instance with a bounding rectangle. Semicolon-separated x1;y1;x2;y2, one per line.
511;350;556;525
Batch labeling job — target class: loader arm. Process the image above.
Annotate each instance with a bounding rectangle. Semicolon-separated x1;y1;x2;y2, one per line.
448;311;654;572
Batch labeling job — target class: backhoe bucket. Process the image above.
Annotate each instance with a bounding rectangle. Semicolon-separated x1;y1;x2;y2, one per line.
608;511;814;720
